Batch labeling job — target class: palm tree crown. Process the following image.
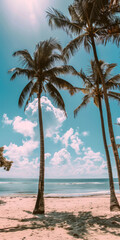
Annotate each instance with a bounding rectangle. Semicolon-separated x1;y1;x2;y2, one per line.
9;38;78;111
47;0;119;59
74;60;120;116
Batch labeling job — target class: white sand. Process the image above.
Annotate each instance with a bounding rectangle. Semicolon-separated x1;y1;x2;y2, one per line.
0;195;120;240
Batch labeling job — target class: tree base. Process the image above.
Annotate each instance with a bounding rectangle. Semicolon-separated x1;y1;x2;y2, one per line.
33;208;44;215
110;204;120;211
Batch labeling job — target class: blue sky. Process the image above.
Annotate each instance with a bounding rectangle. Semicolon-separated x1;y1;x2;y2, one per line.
0;0;120;178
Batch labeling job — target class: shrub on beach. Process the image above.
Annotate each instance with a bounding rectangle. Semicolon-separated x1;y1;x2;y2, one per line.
0;147;13;171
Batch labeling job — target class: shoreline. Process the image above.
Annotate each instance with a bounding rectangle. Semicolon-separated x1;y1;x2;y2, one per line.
0;191;120;198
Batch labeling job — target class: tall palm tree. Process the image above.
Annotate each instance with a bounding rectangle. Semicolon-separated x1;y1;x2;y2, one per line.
74;60;120;210
9;38;79;214
47;0;120;187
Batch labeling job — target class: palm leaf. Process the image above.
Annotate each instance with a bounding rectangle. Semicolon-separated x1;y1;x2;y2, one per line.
9;68;35;81
47;8;82;35
107;91;120;102
18;81;34;107
63;33;88;60
74;94;90;117
13;50;34;68
94;96;99;107
45;65;80;77
49;76;76;95
45;82;66;115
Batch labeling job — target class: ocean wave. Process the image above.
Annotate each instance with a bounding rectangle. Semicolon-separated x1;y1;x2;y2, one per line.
45;191;109;198
45;190;120;198
0;182;11;184
46;182;106;185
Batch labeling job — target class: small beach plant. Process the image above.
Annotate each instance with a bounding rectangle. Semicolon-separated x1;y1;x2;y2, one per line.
0;147;13;171
9;38;79;214
74;60;120;210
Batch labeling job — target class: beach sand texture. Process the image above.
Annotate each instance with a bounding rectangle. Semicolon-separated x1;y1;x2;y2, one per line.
0;195;120;240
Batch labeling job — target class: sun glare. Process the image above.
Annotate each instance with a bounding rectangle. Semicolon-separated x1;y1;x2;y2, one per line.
4;0;49;27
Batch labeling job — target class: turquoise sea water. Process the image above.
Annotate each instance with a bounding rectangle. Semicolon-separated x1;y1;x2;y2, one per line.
0;178;119;197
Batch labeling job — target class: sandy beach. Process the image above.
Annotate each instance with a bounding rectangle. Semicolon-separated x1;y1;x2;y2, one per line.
0;195;120;240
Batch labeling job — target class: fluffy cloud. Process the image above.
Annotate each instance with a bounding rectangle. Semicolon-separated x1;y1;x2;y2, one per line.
58;128;83;154
4;139;39;162
26;97;66;140
3;114;37;138
116;136;120;140
12;116;37;138
82;147;103;162
26;97;66;124
50;148;71;166
117;118;120;124
46;152;107;179
61;128;74;147
70;132;83;154
3;114;13;125
45;153;51;160
26;98;38;115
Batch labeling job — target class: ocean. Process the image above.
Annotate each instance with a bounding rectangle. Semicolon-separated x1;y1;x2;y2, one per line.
0;178;119;197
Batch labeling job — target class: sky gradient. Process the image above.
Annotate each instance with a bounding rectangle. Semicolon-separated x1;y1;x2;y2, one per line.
0;0;120;178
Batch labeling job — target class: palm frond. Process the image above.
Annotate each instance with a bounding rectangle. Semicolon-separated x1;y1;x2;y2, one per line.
49;77;76;95
68;5;80;22
18;81;34;107
13;50;34;68
9;68;35;81
45;82;67;115
45;65;80;77
104;63;117;78
24;82;39;111
74;94;90;117
47;8;82;35
107;91;120;102
94;95;99;107
63;33;88;60
80;69;94;87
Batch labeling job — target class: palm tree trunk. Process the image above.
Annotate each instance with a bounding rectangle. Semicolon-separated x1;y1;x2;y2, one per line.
90;34;120;188
98;94;120;210
33;94;45;214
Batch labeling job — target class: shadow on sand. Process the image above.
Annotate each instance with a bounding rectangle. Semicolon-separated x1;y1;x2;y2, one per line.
0;211;120;239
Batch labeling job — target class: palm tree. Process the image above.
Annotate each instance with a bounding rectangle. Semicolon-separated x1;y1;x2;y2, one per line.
74;60;120;210
0;147;13;171
9;38;79;214
47;0;120;187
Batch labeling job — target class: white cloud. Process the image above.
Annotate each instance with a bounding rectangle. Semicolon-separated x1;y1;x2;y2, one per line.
12;116;37;138
70;132;83;154
82;147;103;162
51;148;71;166
82;131;89;137
61;128;74;147
55;128;83;154
3;114;37;138
26;97;66;124
41;97;66;124
4;139;39;162
116;136;120;140
117;118;120;124
45;153;51;160
26;98;38;115
3;114;13;125
46;152;107;179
